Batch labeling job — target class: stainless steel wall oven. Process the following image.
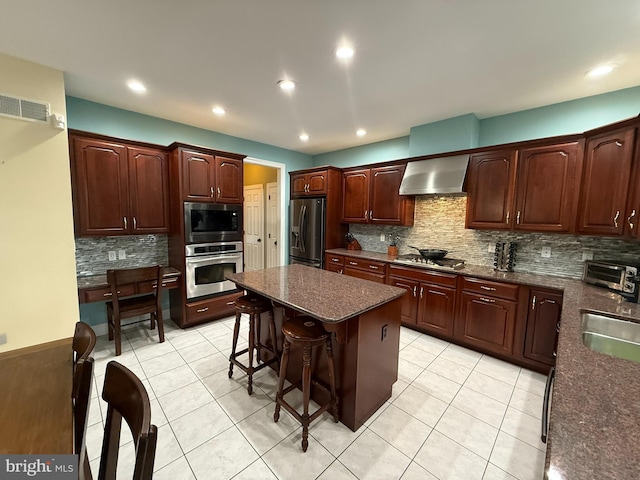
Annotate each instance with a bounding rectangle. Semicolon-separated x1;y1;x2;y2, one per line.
185;241;243;299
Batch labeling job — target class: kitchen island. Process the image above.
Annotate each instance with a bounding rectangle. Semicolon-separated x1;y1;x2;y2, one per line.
227;264;405;431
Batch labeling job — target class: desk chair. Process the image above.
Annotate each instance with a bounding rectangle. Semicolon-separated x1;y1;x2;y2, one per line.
74;357;94;480
98;361;157;480
106;266;165;356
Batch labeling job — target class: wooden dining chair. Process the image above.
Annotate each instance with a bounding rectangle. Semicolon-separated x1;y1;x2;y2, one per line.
73;321;97;362
73;357;94;480
98;361;157;480
105;265;165;356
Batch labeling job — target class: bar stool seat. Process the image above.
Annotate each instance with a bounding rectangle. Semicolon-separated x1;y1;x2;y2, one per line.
274;316;338;452
228;294;279;395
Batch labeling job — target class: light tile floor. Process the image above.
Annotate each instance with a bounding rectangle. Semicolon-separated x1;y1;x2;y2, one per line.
86;318;547;480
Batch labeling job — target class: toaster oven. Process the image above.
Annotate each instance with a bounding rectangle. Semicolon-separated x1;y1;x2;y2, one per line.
583;260;640;302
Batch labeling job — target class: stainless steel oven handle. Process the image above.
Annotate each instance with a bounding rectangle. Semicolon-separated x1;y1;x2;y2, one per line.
186;254;242;263
541;366;555;444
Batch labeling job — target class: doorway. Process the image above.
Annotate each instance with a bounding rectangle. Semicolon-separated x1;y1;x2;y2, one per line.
243;158;286;270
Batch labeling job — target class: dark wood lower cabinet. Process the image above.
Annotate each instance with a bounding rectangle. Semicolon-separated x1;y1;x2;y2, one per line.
418;284;456;337
523;289;563;365
388;277;419;325
456;291;517;356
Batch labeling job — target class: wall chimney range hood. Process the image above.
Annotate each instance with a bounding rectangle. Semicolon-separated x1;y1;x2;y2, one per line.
399;154;469;195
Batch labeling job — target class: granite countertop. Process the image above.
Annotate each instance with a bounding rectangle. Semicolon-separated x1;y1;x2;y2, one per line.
226;264;405;323
76;267;181;289
327;248;640;479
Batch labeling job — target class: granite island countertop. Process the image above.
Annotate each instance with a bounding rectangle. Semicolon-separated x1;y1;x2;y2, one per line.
327;248;640;480
76;266;182;289
226;264;405;323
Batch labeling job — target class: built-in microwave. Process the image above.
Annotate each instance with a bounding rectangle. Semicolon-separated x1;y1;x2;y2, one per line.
184;202;243;244
583;260;640;302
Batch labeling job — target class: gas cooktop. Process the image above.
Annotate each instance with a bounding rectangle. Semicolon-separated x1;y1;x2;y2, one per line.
393;254;465;271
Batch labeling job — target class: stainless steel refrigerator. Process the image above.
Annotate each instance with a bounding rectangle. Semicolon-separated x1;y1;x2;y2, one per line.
289;197;326;268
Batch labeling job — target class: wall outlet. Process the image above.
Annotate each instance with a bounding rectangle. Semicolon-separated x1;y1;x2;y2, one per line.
108;251;117;261
0;333;6;345
582;250;594;261
380;233;386;242
118;249;127;260
487;243;495;253
541;247;552;258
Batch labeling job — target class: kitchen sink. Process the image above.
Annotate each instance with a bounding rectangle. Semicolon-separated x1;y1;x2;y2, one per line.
582;312;640;364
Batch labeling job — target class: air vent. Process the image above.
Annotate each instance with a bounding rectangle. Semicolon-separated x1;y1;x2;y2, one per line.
0;93;50;123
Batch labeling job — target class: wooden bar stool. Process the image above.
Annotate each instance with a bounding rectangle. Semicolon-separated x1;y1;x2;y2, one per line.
274;316;338;452
228;293;279;395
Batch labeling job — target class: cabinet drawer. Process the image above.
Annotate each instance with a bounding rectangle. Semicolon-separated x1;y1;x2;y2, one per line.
326;254;344;266
83;284;136;303
343;266;386;283
186;293;238;323
138;276;179;294
388;265;457;287
344;257;386;273
462;277;519;300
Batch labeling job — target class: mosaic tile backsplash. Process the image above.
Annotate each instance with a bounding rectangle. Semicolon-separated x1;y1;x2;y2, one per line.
75;235;169;276
349;195;640;279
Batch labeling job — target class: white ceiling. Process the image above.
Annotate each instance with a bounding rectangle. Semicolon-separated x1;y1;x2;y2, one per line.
1;0;639;155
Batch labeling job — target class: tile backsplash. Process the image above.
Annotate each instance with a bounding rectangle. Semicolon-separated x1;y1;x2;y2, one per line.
75;235;168;276
349;195;640;279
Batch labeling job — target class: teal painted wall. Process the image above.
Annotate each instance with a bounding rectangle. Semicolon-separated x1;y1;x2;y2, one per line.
78;293;170;328
409;113;480;157
313;136;410;168
478;86;640;146
66;97;313;175
314;86;640;167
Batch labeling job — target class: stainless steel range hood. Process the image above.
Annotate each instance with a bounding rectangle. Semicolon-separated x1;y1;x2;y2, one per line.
399;154;469;195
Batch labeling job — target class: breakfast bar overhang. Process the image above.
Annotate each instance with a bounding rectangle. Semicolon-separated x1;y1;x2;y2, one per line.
227;264;405;431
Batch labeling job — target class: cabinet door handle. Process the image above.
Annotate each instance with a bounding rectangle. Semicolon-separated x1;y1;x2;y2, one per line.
369;265;378;269
339;269;343;274
628;209;636;230
349;261;358;266
556;321;561;333
419;287;424;298
479;297;495;303
103;291;121;297
532;295;536;310
480;285;496;291
133;216;137;230
516;211;521;224
614;210;620;228
210;187;214;198
506;211;510;224
217;187;221;196
226;301;235;305
196;307;209;313
413;286;417;297
332;258;340;262
123;217;127;229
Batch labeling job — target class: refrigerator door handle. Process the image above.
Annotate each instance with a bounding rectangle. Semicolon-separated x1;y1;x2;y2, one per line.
299;205;307;253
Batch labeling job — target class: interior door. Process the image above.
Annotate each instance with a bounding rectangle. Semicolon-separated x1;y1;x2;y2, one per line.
266;182;280;267
243;184;264;271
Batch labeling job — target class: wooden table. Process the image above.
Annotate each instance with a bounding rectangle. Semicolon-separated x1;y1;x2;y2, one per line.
0;338;73;453
227;264;405;431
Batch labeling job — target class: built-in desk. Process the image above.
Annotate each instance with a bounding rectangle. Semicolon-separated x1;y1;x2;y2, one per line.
227;264;405;431
0;339;73;454
76;267;181;304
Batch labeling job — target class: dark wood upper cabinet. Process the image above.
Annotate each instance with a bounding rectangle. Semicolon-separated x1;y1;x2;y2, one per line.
291;170;328;196
128;147;170;233
342;165;414;225
215;156;243;203
577;127;636;235
523;288;563;366
71;136;169;236
465;150;517;230
182;150;216;201
515;142;581;232
342;169;370;223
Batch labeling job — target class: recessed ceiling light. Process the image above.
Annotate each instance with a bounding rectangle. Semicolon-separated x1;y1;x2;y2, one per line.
278;79;296;91
586;64;617;78
127;80;146;93
336;46;355;59
356;129;367;137
299;133;309;141
212;106;226;116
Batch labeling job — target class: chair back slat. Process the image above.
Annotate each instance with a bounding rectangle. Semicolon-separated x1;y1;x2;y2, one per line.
98;361;156;480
